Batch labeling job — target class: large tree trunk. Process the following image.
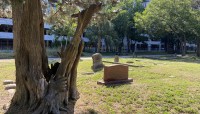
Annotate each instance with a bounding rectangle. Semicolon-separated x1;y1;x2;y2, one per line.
197;38;200;57
7;1;101;114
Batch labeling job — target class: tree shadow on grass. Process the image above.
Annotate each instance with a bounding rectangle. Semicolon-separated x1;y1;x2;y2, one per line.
79;108;99;114
137;55;200;64
105;82;133;88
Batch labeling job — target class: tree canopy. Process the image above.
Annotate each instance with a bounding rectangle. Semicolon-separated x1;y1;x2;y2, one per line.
135;0;200;39
134;0;200;55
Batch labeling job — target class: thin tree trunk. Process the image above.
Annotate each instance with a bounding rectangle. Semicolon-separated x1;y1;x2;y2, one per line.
97;34;101;53
105;37;109;52
181;36;186;56
197;38;200;57
7;1;102;113
119;38;123;54
127;37;130;53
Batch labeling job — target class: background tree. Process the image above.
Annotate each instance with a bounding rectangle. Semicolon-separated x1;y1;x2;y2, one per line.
112;0;145;53
191;0;200;57
86;3;119;53
84;23;99;52
5;0;117;113
48;13;77;47
86;19;118;52
135;0;198;56
102;21;119;52
112;10;130;53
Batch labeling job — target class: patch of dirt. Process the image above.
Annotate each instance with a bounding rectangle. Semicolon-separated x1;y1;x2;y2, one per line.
74;94;99;114
0;90;93;114
0;91;12;114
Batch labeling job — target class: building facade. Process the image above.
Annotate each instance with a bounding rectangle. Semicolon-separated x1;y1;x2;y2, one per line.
0;18;54;50
142;0;150;8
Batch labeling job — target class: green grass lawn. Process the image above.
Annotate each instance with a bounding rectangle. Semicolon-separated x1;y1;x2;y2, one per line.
1;57;200;114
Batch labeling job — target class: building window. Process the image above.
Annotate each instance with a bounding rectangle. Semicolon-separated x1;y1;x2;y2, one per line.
0;25;13;33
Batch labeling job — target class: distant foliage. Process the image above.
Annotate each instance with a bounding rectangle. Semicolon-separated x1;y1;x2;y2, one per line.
134;0;200;40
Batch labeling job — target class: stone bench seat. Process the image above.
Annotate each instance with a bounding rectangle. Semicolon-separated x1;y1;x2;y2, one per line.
3;80;15;85
5;84;16;90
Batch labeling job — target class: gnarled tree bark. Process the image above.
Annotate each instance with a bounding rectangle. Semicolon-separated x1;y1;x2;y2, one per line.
6;0;101;114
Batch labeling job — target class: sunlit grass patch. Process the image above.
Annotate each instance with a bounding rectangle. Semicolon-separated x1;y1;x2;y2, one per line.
76;58;200;114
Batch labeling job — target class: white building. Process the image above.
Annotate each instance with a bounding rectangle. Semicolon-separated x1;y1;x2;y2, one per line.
0;18;54;49
142;0;151;8
99;36;164;52
0;18;89;50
